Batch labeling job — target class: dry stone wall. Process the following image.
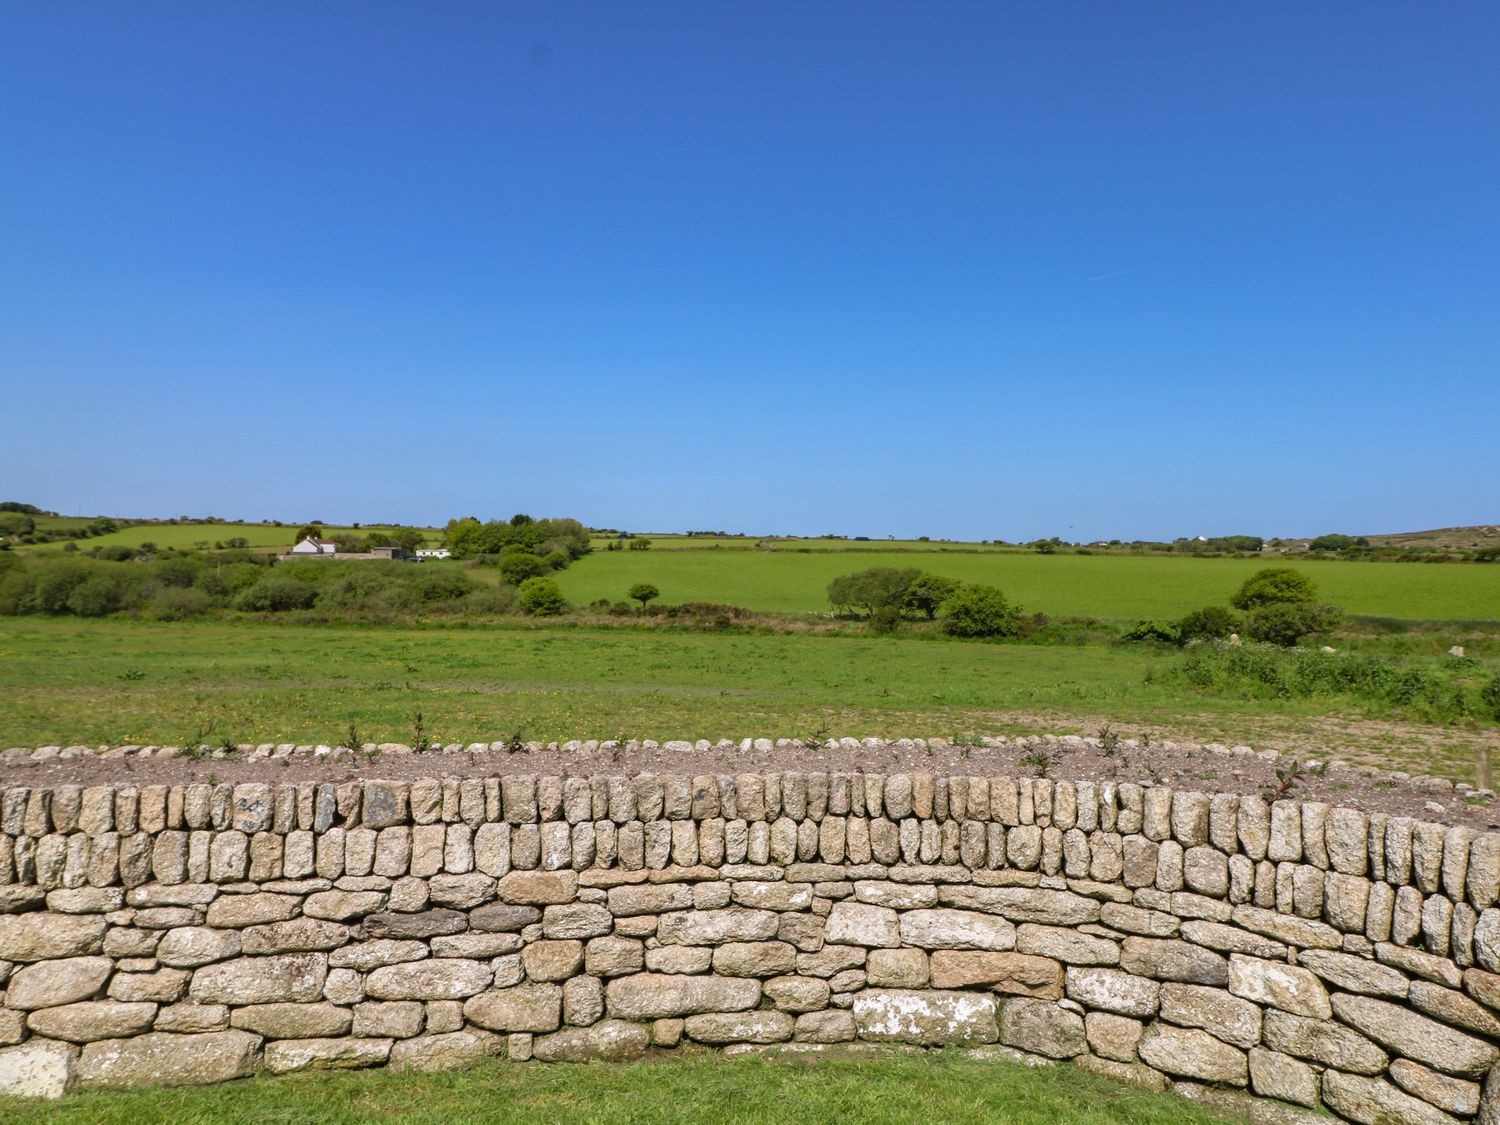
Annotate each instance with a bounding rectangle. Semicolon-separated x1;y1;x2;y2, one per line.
2;771;1500;1121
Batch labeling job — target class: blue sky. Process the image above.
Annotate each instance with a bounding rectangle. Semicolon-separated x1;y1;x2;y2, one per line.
3;2;1497;540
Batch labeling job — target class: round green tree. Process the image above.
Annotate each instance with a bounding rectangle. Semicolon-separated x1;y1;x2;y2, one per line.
627;582;660;609
1231;568;1317;610
940;584;1022;638
518;576;567;616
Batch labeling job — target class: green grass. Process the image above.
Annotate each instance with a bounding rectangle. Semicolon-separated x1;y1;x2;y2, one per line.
21;521;434;554
0;1052;1230;1124
557;549;1500;622
2;617;1493;777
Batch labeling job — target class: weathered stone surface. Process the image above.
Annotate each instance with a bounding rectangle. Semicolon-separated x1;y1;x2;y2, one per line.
941;886;1100;925
1065;968;1160;1017
712;941;796;978
108;967;189;1003
608;883;692;917
1332;992;1499;1078
304;891;386;922
1160;983;1261;1048
353;1001;423;1039
470;903;542;932
1323;1069;1459;1125
541;903;612;940
1228;955;1331;1018
388;1029;504;1072
154;1001;229;1033
764;975;831;1012
329;939;427;972
684;1011;794;1044
795;1009;855;1043
0;1039;78;1099
1409;980;1500;1039
6;956;112;1010
0;913;105;962
1074;1055;1171;1094
734;881;815;911
930;951;1061;998
465;983;563;1033
157;926;241;968
533;1020;650;1062
658;908;779;945
898;909;1016;952
242;918;350;955
606;973;761;1018
1085;1011;1145;1062
1296;949;1409;999
825;902;900;948
1016;924;1119;965
362;910;467;940
1138;1023;1247;1084
366;959;492;1001
865;948;929;988
497;870;577;905
854;988;999;1046
27;1001;156;1042
230;1002;353;1038
1262;1010;1387;1075
191;953;327;1005
1248;1047;1319;1108
584;936;644;977
522;939;584;982
645;945;713;974
996;996;1083;1057
204;893;299;928
1119;938;1227;986
263;1037;391;1073
78;1031;261;1090
1389;1058;1480;1116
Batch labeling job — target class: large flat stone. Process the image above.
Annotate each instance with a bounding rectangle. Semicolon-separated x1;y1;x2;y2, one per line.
0;914;106;962
464;983;563;1033
365;958;493;1001
853;988;999;1046
0;1039;78;1099
1331;992;1500;1078
264;1037;392;1073
605;973;761;1018
533;1020;651;1062
189;953;328;1005
996;996;1084;1057
898;909;1016;952
78;1031;262;1090
1137;1023;1247;1085
6;957;112;1010
26;1002;156;1043
929;951;1061;998
1323;1069;1460;1125
388;1029;505;1072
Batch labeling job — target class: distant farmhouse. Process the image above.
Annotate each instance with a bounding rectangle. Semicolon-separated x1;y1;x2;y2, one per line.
283;537;409;561
290;537;340;555
416;548;451;559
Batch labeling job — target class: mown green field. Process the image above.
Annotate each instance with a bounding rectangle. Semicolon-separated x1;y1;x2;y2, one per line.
1;617;1491;777
23;521;434;554
557;549;1500;622
0;1052;1227;1125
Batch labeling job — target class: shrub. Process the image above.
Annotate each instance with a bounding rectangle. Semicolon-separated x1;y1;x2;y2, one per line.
1482;675;1500;721
940;585;1022;638
234;578;319;612
1124;620;1180;644
628;582;660;609
145;586;212;620
609;601;635;615
903;573;960;619
868;606;903;635
498;553;550;585
543;549;572;571
413;569;478;605
94;545;136;562
1242;601;1343;646
66;574;127;617
462;586;518;615
1231;568;1317;610
827;568;921;616
1177;605;1240;644
518;576;567;615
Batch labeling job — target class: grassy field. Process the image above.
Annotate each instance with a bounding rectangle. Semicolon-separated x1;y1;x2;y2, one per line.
557;549;1500;622
1;1051;1228;1125
1;617;1493;776
21;520;434;554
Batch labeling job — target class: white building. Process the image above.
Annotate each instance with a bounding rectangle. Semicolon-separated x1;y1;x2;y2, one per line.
416;548;452;559
291;537;339;555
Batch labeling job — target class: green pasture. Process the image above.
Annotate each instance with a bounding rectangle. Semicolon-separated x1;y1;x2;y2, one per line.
558;549;1500;622
1;617;1492;777
0;1051;1228;1125
22;521;434;554
588;534;1017;553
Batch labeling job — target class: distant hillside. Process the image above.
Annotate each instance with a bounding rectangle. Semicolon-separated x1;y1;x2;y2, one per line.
1362;525;1500;551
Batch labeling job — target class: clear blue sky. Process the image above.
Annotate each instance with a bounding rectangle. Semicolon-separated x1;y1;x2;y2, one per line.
4;2;1497;541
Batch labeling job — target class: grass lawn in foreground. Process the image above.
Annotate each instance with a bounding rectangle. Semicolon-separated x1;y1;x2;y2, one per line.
2;617;1493;778
0;1052;1230;1125
555;548;1500;621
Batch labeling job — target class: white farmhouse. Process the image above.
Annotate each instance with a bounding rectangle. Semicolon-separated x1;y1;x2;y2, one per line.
291;537;339;555
416;548;452;559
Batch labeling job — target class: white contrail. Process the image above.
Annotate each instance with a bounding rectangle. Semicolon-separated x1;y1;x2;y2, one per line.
1087;264;1158;282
